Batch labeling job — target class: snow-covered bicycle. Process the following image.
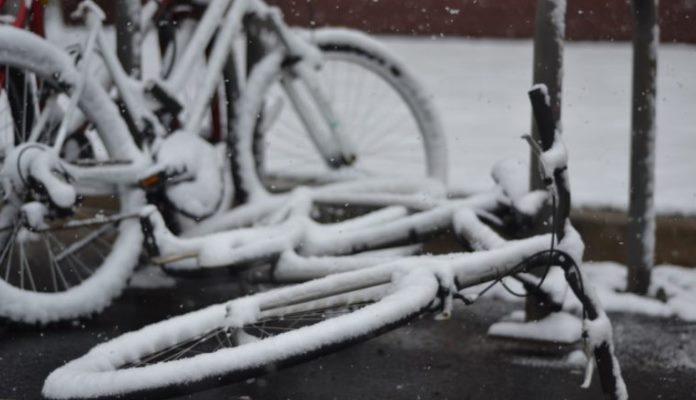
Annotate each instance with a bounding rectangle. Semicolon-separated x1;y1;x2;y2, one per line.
0;0;445;323
42;89;628;400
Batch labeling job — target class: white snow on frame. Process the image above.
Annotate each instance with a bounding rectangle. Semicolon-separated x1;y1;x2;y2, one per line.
488;310;582;344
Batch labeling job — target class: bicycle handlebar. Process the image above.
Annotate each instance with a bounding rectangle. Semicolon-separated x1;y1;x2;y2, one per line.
528;85;571;240
527;85;627;400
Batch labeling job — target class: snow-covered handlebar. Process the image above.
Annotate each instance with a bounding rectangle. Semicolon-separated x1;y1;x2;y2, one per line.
527;85;627;400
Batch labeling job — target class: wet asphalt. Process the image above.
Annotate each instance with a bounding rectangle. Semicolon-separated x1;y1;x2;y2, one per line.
0;274;694;400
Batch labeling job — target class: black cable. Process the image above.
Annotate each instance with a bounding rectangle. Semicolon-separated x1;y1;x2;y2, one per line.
500;140;560;300
526;194;557;293
15;143;46;187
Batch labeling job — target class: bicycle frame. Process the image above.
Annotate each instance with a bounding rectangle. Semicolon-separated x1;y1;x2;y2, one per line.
126;92;627;399
0;0;44;91
136;120;626;400
66;0;352;187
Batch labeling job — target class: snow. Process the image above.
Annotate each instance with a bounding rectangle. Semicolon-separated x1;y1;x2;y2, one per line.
151;131;228;220
514;190;548;217
539;134;568;175
44;204;630;397
567;262;696;321
27;150;77;209
40;6;696;214
453;208;506;250
128;266;177;289
43;266;439;399
19;202;48;230
491;158;529;201
488;310;582;343
37;4;696;216
0;27;147;324
381;37;696;215
463;261;696;322
24;14;687;396
581;311;628;400
549;0;567;43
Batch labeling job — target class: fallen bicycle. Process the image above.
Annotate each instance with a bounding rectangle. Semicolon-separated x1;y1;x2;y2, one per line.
43;88;628;400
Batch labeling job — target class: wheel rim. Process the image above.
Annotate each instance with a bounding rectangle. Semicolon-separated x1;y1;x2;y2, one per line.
0;63;122;295
258;51;430;191
120;301;373;368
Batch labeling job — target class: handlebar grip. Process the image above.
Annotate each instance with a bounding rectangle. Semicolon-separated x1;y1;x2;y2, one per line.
528;85;570;239
561;258;627;400
594;342;626;400
528;85;556;151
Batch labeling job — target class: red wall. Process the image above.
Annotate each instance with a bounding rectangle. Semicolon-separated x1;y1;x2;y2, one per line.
268;0;696;43
62;0;696;43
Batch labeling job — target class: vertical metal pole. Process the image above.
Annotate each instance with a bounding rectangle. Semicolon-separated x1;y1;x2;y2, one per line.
526;0;566;322
116;0;142;78
529;0;565;190
627;0;658;295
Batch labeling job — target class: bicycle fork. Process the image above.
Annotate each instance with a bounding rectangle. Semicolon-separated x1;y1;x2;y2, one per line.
265;10;357;169
279;63;357;168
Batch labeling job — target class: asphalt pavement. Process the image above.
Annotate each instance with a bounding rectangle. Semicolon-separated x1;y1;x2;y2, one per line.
1;274;694;400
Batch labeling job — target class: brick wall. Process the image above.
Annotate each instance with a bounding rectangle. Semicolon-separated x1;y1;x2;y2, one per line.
61;0;696;43
269;0;696;43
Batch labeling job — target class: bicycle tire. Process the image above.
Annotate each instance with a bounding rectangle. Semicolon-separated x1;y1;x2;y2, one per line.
43;267;439;399
234;28;448;200
0;27;145;324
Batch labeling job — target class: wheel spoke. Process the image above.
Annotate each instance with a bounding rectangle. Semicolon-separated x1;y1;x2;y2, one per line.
119;301;372;369
2;227;18;281
54;223;114;262
43;239;60;292
260;49;433;189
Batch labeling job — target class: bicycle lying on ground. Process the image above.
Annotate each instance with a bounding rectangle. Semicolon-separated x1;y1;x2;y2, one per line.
0;0;445;324
42;88;628;400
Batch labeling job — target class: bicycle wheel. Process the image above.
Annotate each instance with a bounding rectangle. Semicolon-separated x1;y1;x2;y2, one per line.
235;28;447;198
43;267;439;399
0;27;145;324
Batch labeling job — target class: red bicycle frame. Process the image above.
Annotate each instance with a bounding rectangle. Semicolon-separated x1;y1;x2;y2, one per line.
0;0;45;89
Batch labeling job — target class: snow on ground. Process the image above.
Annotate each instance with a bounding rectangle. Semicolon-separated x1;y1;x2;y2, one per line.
461;262;696;322
488;310;583;343
383;37;696;215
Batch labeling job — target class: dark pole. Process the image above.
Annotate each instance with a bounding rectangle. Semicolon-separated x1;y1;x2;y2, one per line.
627;0;658;294
116;0;142;78
529;0;564;190
526;0;566;321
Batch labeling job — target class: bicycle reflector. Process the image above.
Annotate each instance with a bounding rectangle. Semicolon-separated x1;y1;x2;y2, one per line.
139;173;163;190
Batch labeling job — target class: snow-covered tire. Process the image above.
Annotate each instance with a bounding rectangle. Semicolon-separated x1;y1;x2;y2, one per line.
0;27;145;324
234;28;448;199
43;267;439;399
